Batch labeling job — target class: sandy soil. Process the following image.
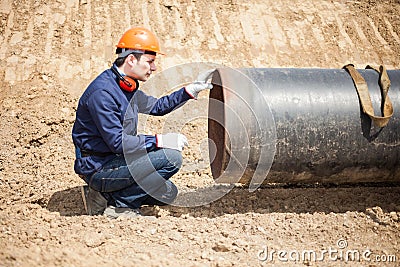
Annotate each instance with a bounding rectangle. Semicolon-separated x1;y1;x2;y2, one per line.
0;0;399;266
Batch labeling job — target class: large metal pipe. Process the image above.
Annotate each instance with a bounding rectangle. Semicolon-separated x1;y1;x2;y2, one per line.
208;68;400;186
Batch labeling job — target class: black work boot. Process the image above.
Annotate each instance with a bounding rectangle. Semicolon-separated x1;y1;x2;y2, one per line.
81;185;107;215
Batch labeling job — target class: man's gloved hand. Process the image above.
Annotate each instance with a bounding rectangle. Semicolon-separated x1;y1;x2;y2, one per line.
196;68;215;82
185;69;215;99
185;82;213;99
156;133;189;151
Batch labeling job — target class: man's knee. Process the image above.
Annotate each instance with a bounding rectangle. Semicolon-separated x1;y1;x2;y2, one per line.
158;181;178;205
162;148;183;169
144;180;178;206
166;180;178;201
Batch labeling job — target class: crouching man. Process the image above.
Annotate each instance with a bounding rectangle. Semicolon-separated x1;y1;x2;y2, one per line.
72;27;213;218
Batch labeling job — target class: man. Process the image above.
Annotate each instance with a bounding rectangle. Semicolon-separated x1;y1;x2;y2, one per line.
72;27;213;218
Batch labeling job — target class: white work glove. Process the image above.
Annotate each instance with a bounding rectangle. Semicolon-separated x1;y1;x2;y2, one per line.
156;133;189;151
185;69;215;99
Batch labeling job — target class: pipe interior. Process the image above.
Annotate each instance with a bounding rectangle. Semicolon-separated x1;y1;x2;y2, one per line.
208;71;226;179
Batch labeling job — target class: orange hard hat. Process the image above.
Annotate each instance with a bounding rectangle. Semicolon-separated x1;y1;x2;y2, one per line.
116;27;165;55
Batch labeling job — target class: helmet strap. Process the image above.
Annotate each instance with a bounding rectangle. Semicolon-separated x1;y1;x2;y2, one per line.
117;48;145;58
116;48;156;58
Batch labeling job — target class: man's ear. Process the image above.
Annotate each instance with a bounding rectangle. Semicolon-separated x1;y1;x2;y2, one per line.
127;54;137;67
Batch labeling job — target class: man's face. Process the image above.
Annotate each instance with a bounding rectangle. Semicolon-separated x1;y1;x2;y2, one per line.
127;54;157;81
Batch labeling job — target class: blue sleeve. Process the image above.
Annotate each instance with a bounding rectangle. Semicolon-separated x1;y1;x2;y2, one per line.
149;87;193;116
144;135;157;151
87;90;147;154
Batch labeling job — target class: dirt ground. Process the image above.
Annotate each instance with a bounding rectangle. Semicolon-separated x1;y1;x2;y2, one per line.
1;0;400;266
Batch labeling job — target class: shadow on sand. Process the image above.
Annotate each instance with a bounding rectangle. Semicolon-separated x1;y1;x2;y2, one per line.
46;182;400;218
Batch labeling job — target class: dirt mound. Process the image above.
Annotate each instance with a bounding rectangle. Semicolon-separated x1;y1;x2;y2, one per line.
1;0;399;266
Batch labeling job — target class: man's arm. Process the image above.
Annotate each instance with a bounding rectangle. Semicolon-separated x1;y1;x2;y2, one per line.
140;88;192;116
88;89;147;154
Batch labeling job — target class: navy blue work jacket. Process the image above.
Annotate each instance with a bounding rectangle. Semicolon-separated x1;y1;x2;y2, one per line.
72;68;192;177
